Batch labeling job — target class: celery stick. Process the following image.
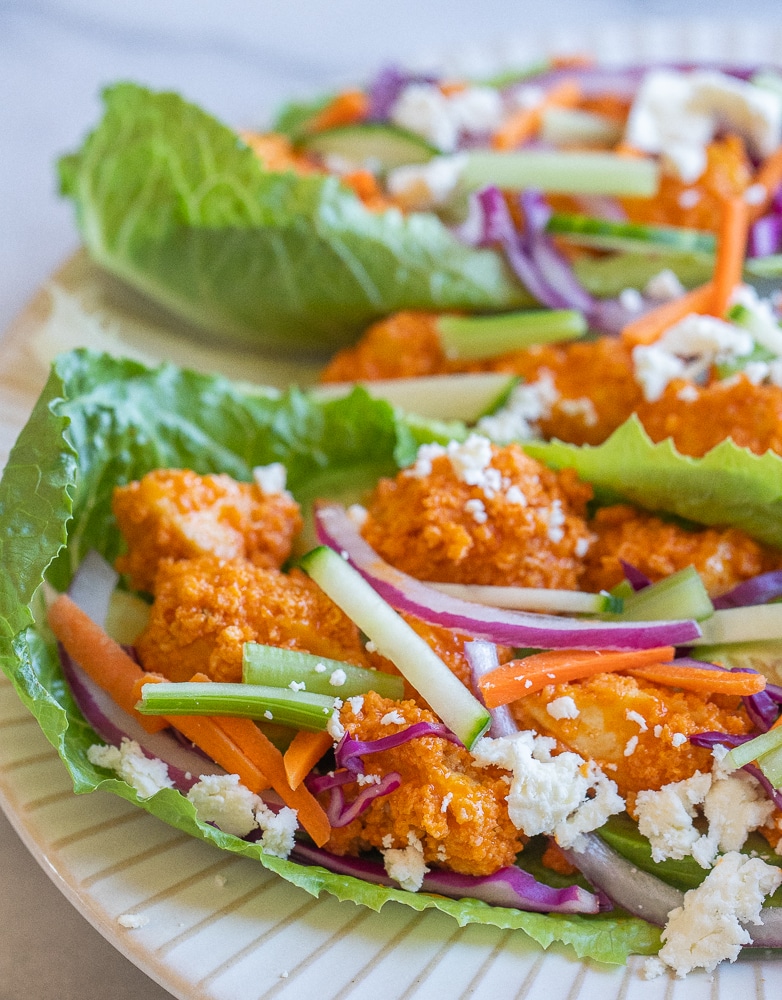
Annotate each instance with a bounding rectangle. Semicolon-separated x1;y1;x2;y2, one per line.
137;682;336;731
757;743;782;787
725;725;782;770
459;151;659;197
612;566;713;623
435;309;586;361
242;643;404;700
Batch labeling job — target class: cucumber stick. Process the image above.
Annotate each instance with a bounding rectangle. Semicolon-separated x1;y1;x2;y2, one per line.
300;546;491;749
691;603;782;646
459;151;659;197
546;212;716;256
298;123;437;169
614;566;714;623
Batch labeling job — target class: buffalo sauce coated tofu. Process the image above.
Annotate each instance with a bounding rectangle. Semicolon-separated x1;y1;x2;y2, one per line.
136;557;373;683
360;437;594;589
581;504;782;597
112;468;302;593
512;673;752;812
325;692;525;876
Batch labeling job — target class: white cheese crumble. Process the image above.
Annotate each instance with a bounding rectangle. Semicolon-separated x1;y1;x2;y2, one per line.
626;709;649;732
288;680;306;692
470;731;624;848
623;735;639;757
546;695;580;720
644;268;686;302
382;832;430;891
117;913;149;929
186;773;298;855
648;852;782;977
390;82;504;152
87;739;174;800
464;497;488;524
634;755;775;868
327;710;345;742
476;372;559;443
328;668;347;687
381;709;406;726
346;695;365;714
386;154;465;211
346;503;368;527
252;462;289;496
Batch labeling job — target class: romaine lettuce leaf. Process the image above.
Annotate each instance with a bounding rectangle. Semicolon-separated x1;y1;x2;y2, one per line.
0;350;659;967
58;84;529;354
525;415;782;547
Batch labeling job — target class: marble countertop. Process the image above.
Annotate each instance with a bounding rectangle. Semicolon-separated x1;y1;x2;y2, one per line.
4;3;782;998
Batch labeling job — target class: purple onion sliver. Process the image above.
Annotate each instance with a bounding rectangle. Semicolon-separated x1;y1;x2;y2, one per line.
290;842;602;913
464;640;519;738
365;66;437;121
747;214;782;259
743;763;782;810
619;560;652;592
67;548;119;627
713;570;782;609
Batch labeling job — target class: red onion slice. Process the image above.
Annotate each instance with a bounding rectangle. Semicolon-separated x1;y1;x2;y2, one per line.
713;570;782;609
464;640;519;737
291;842;603;913
314;502;701;650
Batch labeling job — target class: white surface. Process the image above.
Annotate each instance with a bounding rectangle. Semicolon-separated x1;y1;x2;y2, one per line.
4;4;782;999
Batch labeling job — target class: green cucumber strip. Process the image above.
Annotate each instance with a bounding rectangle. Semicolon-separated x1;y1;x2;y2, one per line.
691;603;782;646
540;108;622;149
299;546;491;749
298;123;437;169
459;151;659;197
478;59;551;89
137;682;337;731
612;566;713;623
689;637;782;678
757;742;782;787
242;643;404;700
546;212;715;255
423;582;621;615
746;255;782;278
312;373;517;423
725;725;782;770
435;309;586;361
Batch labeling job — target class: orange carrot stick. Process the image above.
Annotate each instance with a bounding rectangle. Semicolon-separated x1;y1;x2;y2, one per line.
185;673;331;846
164;712;270;794
626;662;766;695
620;281;715;347
478;646;676;708
284;730;334;790
48;593;168;734
711;195;750;318
307;89;369;133
748;145;782;223
492;78;582;150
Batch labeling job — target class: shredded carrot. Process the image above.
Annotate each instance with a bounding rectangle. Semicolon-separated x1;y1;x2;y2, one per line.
626;662;766;695
551;53;595;70
284;729;334;790
748;145;782;222
165;712;271;794
307;89;369;133
620;281;715;346
439;80;467;97
491;78;582;150
47;593;168;734
477;646;676;708
711;195;750;318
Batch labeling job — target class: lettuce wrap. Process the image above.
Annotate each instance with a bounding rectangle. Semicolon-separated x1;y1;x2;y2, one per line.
4;350;782;965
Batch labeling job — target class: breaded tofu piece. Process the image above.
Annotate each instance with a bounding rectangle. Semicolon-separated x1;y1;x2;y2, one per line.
512;672;752;812
320;315;642;446
325;692;525;876
581;504;782;596
136;556;372;683
113;468;302;593
361;438;594;590
637;374;782;459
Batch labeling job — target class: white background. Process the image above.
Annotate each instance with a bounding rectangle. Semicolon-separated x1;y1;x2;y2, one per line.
3;2;782;997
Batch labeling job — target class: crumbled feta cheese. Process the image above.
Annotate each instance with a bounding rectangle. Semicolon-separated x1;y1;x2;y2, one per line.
381;709;406;726
187;773;262;838
546;695;579;720
390;83;503;152
623;735;639;757
556;396;598;427
382;834;430;891
263;709;274;720
545;499;566;543
328;668;347;687
652;852;782;977
476;372;559;443
678;188;701;209
671;732;687;748
471;731;624;848
314;662;327;673
464;497;488;524
327;710;345;742
632;343;689;402
676;383;700;402
252;462;289;496
117;913;149;929
626;709;649;732
346;695;364;714
255;802;298;858
441;791;453;813
386;154;465;211
88;739;174;800
619;287;645;313
644;268;686;302
356;772;381;786
288;680;306;692
744;182;767;206
346;503;368;527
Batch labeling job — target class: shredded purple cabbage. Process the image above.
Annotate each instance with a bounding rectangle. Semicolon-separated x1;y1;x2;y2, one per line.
365;65;436;121
324;771;402;827
334;721;462;775
290;842;605;913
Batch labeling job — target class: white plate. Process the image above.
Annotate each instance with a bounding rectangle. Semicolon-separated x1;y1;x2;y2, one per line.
3;21;782;998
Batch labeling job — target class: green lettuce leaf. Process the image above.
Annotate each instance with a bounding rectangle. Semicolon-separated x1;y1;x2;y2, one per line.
0;349;659;967
58;84;529;354
525;415;782;547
